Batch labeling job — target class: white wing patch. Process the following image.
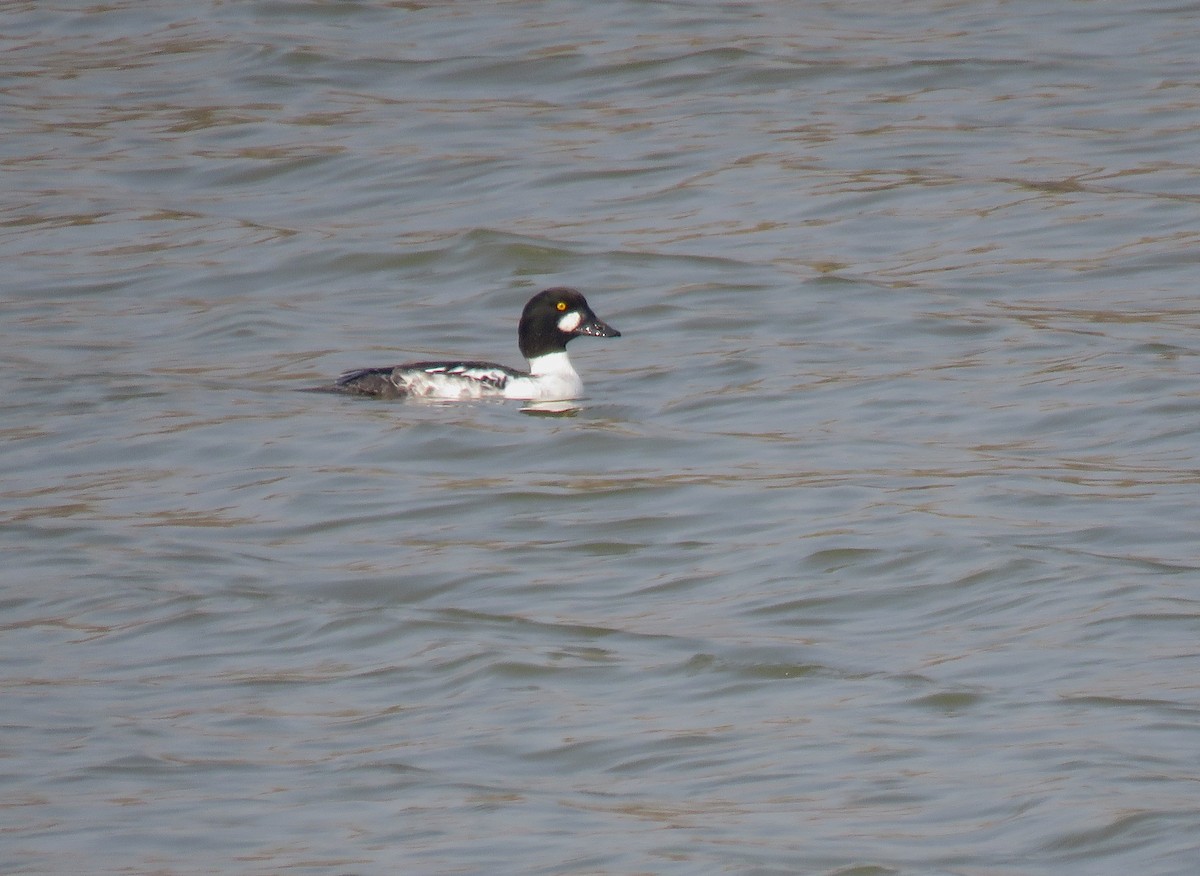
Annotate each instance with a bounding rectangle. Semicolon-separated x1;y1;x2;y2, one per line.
396;361;520;399
420;363;511;387
341;358;580;401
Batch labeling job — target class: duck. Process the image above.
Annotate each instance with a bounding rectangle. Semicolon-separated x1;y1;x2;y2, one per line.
326;287;620;401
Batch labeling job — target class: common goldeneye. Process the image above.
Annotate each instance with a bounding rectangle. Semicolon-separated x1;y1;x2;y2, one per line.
327;287;620;401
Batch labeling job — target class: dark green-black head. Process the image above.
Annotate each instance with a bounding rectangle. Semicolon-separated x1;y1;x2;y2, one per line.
518;288;621;360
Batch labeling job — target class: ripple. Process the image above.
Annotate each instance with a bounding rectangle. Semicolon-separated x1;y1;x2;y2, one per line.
5;2;1200;874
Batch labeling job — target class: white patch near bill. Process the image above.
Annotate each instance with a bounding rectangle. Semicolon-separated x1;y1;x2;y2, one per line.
557;310;583;333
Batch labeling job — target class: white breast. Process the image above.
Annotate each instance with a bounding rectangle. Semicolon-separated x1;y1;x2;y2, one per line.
504;352;583;401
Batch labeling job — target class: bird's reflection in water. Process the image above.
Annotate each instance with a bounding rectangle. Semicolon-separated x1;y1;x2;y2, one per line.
520;400;581;417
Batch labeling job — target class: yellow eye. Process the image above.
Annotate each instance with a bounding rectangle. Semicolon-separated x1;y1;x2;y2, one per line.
556;301;567;311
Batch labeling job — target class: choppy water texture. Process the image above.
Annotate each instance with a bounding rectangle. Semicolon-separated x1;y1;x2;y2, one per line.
4;2;1200;874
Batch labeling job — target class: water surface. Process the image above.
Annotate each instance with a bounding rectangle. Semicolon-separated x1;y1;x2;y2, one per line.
3;2;1200;874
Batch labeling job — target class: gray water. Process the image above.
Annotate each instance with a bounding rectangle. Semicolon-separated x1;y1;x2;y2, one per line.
3;2;1200;874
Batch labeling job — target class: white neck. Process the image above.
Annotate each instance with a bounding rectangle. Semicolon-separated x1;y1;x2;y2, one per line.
528;350;576;378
